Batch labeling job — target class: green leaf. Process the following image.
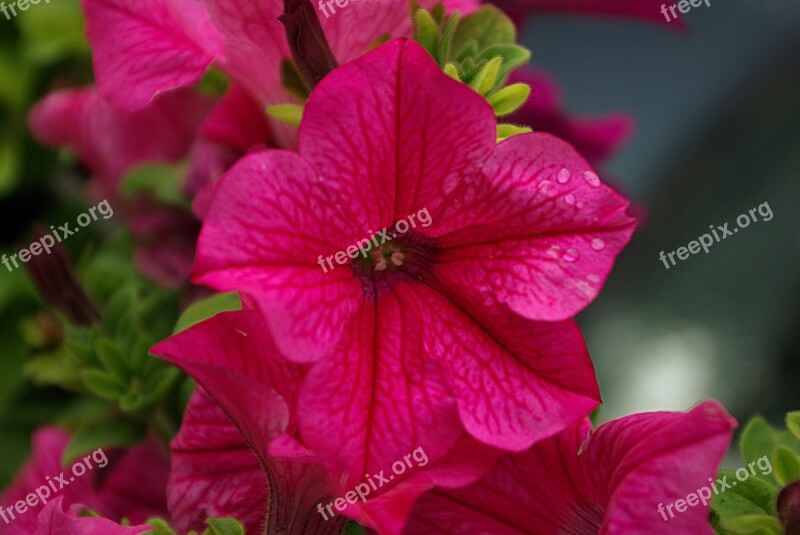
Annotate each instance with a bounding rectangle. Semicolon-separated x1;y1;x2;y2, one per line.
280;59;310;100
787;411;800;441
121;163;189;209
740;417;780;469
437;12;460;66
16;0;88;63
266;104;304;128
772;445;800;486
470;57;501;95
146;518;179;535
174;292;241;334
487;83;530;116
80;369;127;401
413;9;439;58
345;522;367;535
497;124;532;142
443;63;460;80
451;6;516;56
205;517;245;535
95;339;133;381
718;514;783;535
479;44;531;82
62;419;146;465
711;470;779;520
23;351;81;389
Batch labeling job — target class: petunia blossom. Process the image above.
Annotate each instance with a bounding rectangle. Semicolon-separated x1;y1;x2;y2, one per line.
405;400;736;534
192;38;635;473
81;0;477;146
153;310;499;535
0;428;169;535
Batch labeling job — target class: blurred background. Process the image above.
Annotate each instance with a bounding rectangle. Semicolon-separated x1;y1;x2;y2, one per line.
0;0;798;488
521;1;800;424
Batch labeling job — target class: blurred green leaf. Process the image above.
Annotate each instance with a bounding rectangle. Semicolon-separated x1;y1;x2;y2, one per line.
718;514;783;535
772;445;800;486
62;419;146;465
451;6;515;55
174;292;241;334
16;0;88;63
787;411;800;441
711;469;778;520
205;518;245;535
121;163;190;210
80;369;126;401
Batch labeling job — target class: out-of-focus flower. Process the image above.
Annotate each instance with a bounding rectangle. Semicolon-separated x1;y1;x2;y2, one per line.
492;0;685;28
406;401;736;534
0;428;169;535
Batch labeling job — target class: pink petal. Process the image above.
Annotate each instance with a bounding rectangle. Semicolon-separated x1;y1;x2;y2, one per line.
433;132;637;321
296;284;463;481
298;39;496;224
37;498;152;535
81;0;218;111
28;87;213;189
200;85;271;154
406;401;735;534
169;389;268;533
192;150;364;361
151;310;297;455
412;285;601;450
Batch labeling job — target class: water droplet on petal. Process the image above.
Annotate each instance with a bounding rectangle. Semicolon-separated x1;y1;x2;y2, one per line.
587;274;600;283
583;170;600;187
565;193;576;205
576;201;584;209
591;238;606;251
557;168;571;183
562;248;579;262
546;245;561;258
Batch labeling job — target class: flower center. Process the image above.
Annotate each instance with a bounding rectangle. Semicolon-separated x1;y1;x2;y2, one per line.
350;230;440;298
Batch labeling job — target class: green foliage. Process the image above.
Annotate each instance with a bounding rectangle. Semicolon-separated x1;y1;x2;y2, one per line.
121;163;191;210
712;412;800;535
144;517;247;535
173;292;241;334
411;4;531;123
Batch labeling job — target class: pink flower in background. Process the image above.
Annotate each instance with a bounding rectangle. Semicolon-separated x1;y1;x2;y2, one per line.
507;68;634;167
192;38;635;473
153;310;499;534
493;0;686;27
35;498;153;535
406;401;736;534
0;428;169;535
81;0;476;146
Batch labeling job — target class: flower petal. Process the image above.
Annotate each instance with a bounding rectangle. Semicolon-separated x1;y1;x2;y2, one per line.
434;132;637;321
81;0;219;110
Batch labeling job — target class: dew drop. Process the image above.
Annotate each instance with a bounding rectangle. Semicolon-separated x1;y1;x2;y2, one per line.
587;274;600;283
562;248;579;262
591;238;606;251
546;245;561;258
557;168;571;183
576;201;584;209
583;170;601;187
564;193;576;205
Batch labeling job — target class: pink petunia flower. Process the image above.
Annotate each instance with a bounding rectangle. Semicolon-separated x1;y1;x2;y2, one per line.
0;428;169;535
153;310;499;534
35;497;153;535
405;401;736;534
191;38;635;470
81;0;476;146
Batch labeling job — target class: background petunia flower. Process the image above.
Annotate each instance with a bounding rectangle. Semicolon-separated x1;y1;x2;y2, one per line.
405;400;736;534
192;38;634;470
492;0;686;28
0;428;169;535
